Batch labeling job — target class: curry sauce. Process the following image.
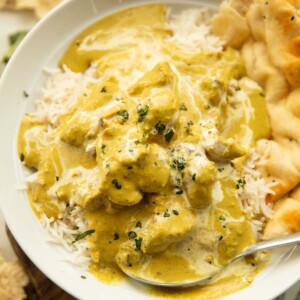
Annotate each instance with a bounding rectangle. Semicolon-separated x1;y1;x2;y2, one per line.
18;3;271;299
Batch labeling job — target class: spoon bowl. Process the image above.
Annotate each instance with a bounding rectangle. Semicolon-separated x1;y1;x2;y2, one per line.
123;232;300;287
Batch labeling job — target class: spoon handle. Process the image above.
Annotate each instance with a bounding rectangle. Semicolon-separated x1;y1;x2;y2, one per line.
232;232;300;262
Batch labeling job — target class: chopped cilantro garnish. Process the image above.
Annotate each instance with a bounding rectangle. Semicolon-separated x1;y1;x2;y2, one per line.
164;211;170;217
219;215;226;221
192;173;196;181
128;231;137;239
137;105;149;122
72;230;95;243
230;162;235;168
165;129;175;142
135;221;142;228
101;87;107;93
172;210;179;216
172;156;186;171
117;110;129;121
20;153;25;162
218;168;224;172
101;144;106;154
114;233;119;240
179;103;187;111
155;121;166;135
236;178;246;189
55;176;60;182
81;275;86;279
219;235;223;241
135;237;142;250
23;91;29;97
112;179;122;190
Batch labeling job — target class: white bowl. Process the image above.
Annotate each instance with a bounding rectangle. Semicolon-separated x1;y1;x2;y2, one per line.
0;0;299;299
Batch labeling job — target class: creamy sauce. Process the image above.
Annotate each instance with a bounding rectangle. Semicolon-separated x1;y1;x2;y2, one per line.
18;3;272;299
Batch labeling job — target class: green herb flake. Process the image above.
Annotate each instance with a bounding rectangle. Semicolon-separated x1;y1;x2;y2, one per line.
127;166;133;170
172;210;179;216
219;235;223;241
219;215;226;221
128;231;137;239
164;211;171;217
23;91;29;97
72;229;95;243
112;179;122;190
195;153;201;157
155;121;166;135
101;144;106;154
101;87;107;93
137;105;149;122
55;176;60;182
175;189;183;195
230;162;235;168
218;168;224;172
135;237;143;251
164;129;175;142
172;156;186;171
179;103;188;111
192;173;196;181
81;275;86;279
117;110;129;121
135;221;142;228
114;233;120;240
20;153;25;162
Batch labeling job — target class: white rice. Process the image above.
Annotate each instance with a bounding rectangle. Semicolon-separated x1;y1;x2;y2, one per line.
31;64;99;127
40;205;91;268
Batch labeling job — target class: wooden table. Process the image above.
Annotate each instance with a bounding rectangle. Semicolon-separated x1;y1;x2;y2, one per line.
6;227;75;300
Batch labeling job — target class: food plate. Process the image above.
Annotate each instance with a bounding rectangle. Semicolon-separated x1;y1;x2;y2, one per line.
0;0;300;299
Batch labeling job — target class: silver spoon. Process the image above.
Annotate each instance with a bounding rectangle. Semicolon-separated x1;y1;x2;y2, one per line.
124;232;300;287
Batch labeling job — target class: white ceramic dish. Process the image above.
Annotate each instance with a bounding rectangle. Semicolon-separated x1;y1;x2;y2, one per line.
0;0;299;299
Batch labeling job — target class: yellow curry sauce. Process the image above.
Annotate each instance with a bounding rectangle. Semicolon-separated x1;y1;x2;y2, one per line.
18;4;271;299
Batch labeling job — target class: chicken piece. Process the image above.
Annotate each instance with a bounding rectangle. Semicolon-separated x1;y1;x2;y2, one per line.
129;62;179;132
184;153;217;209
206;137;247;161
29;141;101;217
116;195;196;268
58;77;130;149
17;115;51;169
96;125;170;206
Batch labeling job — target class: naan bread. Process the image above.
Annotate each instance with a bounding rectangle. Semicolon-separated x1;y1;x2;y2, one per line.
1;0;62;18
213;0;300;239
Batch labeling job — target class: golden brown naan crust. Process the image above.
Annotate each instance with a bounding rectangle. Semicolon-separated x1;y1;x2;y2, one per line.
1;0;62;18
213;0;300;239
